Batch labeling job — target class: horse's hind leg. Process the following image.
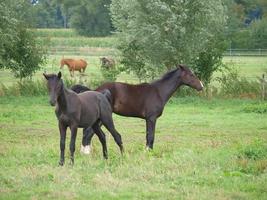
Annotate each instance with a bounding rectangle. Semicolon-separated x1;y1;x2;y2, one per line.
81;127;94;154
92;123;108;159
100;113;124;154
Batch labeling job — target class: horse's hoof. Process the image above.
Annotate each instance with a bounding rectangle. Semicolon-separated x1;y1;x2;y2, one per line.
69;160;74;166
80;145;91;154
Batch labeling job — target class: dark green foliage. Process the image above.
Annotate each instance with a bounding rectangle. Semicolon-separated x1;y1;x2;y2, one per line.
191;38;227;85
70;0;113;36
0;0;46;79
32;0;64;28
100;67;120;82
111;0;227;83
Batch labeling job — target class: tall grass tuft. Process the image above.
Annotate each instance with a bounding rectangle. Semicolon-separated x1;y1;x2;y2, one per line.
0;78;81;96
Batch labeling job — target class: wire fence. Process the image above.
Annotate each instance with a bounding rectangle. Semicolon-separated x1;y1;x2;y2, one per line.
223;49;267;56
48;47;267;57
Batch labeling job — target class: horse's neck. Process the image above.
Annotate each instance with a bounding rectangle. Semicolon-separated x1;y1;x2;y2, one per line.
153;70;182;103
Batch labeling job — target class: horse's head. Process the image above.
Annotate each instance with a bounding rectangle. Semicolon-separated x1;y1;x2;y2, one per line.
177;64;203;91
100;57;107;65
60;59;65;69
43;72;63;106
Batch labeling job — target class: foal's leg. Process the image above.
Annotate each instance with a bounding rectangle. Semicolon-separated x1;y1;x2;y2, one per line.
146;117;157;150
92;123;108;159
58;122;67;166
101;115;124;154
69;126;78;165
81;127;94;154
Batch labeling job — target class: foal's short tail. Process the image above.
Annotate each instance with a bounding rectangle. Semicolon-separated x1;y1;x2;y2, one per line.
101;89;112;104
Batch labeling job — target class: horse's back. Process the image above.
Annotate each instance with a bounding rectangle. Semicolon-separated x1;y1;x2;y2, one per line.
96;82;158;118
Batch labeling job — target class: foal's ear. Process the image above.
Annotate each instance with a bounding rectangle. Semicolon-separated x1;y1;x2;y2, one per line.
57;71;62;79
177;64;185;71
43;73;48;80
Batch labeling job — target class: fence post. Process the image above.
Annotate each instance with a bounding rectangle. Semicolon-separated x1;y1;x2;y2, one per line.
261;74;266;100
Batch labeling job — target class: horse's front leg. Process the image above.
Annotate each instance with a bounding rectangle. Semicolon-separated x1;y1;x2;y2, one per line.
81;127;94;154
58;122;67;166
146;117;157;150
69;126;78;165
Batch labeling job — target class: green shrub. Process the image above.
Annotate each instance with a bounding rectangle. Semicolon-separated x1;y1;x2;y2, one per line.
100;67;120;82
242;103;267;114
217;66;260;98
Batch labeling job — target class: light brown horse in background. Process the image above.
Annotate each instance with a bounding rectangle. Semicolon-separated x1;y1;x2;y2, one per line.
60;58;87;77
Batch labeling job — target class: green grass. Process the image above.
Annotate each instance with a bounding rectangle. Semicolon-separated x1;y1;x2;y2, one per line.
0;96;267;199
222;56;267;79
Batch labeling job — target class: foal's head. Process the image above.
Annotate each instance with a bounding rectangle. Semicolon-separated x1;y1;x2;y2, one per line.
177;64;203;91
43;72;63;106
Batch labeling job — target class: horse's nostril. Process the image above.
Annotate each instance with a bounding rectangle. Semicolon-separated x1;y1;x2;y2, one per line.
50;100;55;106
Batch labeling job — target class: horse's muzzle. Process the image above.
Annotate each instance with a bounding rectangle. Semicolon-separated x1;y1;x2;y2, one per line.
49;100;56;106
197;81;204;91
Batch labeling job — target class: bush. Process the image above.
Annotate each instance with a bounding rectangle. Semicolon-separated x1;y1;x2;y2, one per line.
217;66;260;98
242;103;267;114
100;67;120;82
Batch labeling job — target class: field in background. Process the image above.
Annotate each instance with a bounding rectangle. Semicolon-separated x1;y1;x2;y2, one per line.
0;29;266;87
1;96;267;199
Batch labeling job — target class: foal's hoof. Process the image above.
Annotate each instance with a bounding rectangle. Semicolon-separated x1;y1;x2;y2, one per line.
145;146;153;151
58;160;64;166
69;160;74;166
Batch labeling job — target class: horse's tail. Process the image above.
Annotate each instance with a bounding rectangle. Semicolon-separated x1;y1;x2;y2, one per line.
101;89;112;104
70;84;91;93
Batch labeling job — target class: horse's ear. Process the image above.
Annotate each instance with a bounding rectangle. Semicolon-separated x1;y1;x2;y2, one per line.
43;73;48;80
177;64;185;71
57;71;62;79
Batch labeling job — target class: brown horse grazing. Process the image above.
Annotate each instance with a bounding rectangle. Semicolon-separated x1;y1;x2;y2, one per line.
60;58;87;77
43;72;124;166
100;57;115;69
78;64;203;152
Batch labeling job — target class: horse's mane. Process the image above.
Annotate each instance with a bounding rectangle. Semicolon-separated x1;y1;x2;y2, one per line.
152;68;179;84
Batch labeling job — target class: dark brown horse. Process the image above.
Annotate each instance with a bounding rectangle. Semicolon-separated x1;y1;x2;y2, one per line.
60;58;87;77
43;72;123;165
74;64;203;151
100;57;115;69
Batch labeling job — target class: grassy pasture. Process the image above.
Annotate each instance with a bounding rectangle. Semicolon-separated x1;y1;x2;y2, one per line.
0;96;267;199
1;29;267;199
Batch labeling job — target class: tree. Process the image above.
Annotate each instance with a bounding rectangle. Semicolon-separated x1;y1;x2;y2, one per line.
69;0;113;36
110;0;227;84
0;0;46;79
32;0;64;28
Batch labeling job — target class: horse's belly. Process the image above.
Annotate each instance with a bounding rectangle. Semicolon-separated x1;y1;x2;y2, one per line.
113;101;145;118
